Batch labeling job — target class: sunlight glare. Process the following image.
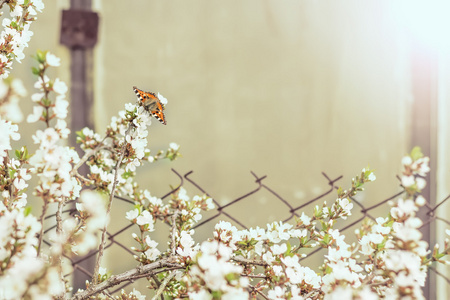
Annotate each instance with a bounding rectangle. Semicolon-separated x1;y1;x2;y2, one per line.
389;0;450;52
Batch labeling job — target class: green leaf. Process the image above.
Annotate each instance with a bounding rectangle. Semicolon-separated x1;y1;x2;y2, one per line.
24;206;32;216
211;290;222;299
36;49;47;63
410;146;423;161
76;130;85;138
322;233;330;245
23;146;29;160
31;66;40;75
286;241;292;254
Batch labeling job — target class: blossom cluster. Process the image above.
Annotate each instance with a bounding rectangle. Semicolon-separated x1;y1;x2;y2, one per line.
0;200;43;299
187;240;249;299
127;187;214;266
0;0;44;78
0;44;181;298
76;99;180;197
118;168;378;299
0;77;27;122
72;190;108;256
112;149;449;300
27;51;81;202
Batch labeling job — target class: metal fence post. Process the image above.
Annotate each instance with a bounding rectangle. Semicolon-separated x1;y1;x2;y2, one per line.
60;0;99;292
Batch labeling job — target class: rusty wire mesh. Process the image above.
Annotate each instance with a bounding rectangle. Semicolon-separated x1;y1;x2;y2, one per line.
41;168;450;297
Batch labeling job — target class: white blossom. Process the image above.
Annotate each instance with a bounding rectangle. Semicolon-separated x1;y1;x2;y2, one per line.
46;52;60;67
169;142;180;151
52;78;68;94
0;119;20;158
136;210;155;230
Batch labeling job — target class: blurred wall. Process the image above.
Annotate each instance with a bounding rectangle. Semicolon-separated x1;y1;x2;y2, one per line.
94;1;411;208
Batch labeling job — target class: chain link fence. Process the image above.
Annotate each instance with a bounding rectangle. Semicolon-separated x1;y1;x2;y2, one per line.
41;168;450;298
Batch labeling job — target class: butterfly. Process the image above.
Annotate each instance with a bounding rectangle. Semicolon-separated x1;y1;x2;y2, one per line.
133;86;167;125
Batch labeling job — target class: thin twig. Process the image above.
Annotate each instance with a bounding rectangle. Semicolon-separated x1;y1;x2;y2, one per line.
151;270;181;300
241;274;267;279
249;285;269;300
92;126;130;284
101;290;114;299
171;211;180;256
150;274;164;300
70;139;108;177
74;171;94;185
55;198;66;299
56;198;65;234
232;256;269;267
0;0;9;10
37;200;49;254
4;154;13;200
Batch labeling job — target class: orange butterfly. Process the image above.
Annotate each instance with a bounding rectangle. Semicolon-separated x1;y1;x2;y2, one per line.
133;86;167;125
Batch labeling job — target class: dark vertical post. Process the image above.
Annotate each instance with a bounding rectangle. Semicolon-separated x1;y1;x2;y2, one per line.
410;40;438;300
60;0;99;292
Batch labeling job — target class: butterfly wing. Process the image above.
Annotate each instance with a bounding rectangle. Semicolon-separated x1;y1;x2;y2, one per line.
133;86;167;125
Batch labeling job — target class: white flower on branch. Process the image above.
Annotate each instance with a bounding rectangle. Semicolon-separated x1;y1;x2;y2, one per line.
126;208;139;221
46;52;60;67
136;210;155;230
390;198;418;219
177;230;198;258
0;119;20;158
266;221;293;243
10;5;23;18
53;78;68;95
188;289;212;300
401;175;415;187
214;221;240;246
31;92;45;102
267;286;286;300
187;240;247;297
54;96;69;119
143;236;161;261
271;243;287;255
34;75;50;90
0;202;44;299
144;190;163;207
72;190;107;255
169;142;180;151
335;197;353;219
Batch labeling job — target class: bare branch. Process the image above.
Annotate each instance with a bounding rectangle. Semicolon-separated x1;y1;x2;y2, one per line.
53;198;67;299
73;171;94;185
71;258;182;300
92;126;131;284
249;284;269;300
151;270;182;300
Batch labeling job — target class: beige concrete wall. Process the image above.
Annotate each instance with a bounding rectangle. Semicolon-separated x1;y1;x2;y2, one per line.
92;1;412;206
